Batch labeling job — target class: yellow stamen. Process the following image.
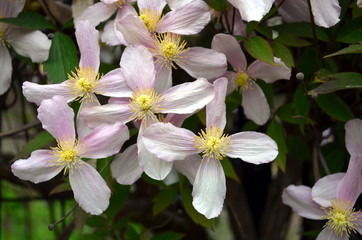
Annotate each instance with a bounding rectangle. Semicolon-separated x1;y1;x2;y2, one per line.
151;33;190;69
193;126;232;161
139;8;162;32
322;199;361;237
234;71;253;90
66;67;103;102
107;0;126;8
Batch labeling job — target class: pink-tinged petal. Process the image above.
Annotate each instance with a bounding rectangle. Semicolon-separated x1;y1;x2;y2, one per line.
166;0;193;10
0;0;25;17
111;144;143;185
174;154;202;184
336;157;362;204
223;8;247;36
0;46;12;95
120;45;156;91
316;228;347;240
356;213;362;234
69;162;111;215
228;0;274;22
37;95;75;141
97;68;133;97
78;102;134;128
154;60;172;94
164;113;191;128
192;158;226;219
228;131;278;164
224;71;238;94
247;58;291;83
138;126;173;180
178;47;227;80
75;20;100;69
11;150;61;184
76;100;100;140
159;78;214;114
9;28;51;63
80;122;129;159
158;0;210;35
211;33;246;71
276;0;310;23
116;14;154;48
282;185;324;220
345;118;362;156
142;122;199;161
75;2;115;26
138;0;166;14
22;81;75;106
311;0;341;28
312;172;344;208
241;82;270;125
206;78;227;129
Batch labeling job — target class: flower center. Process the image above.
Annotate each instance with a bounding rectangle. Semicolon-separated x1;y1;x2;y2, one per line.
139;9;162;32
235;72;252;90
193;126;232;161
66;67;103;102
322;199;361;237
151;33;189;69
129;88;163;124
0;26;11;47
50;139;86;173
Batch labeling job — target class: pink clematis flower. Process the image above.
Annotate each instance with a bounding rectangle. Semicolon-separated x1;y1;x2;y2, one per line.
142;78;278;218
79;45;215;180
276;0;341;28
227;0;275;22
0;0;51;95
11;95;130;215
211;33;291;125
22;20;126;106
283;172;362;239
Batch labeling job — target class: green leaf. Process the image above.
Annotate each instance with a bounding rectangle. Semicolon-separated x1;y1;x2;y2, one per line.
309;72;362;94
221;158;240;183
152;186;178;216
272;41;294;68
324;44;362;57
181;187;213;228
292;85;310;133
273;23;329;42
0;11;55;30
287;135;311;162
267;120;287;172
315;93;355;122
275;34;311;47
44;32;79;83
20;131;54;157
243;36;275;65
337;16;362;43
203;0;226;11
106;184;130;220
150;232;184;240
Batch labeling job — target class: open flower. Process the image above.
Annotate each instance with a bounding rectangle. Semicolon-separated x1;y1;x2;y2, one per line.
283;172;362;239
11;95;129;215
0;0;51;95
142;78;278;218
211;33;291;125
227;0;274;22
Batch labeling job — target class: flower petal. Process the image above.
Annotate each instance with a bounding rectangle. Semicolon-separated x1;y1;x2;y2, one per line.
120;45;156;91
158;0;210;35
154;60;172;93
174;154;202;184
241;82;270;125
138;0;166;14
345;118;362;156
164;113;191;127
37;95;75;141
98;68;133;97
0;0;25;17
247;58;291;83
75;2;115;26
111;144;143;185
11;150;61;184
206;78;227;129
211;33;246;71
79;122;129;159
178;47;227;80
0;46;12;95
227;0;274;22
69;162;111;215
276;0;310;24
159;78;214;114
312;172;344;208
101;20;124;46
76;100;100;139
75;20;100;69
192;158;226;219
142;122;199;161
227;131;278;164
22;81;75;106
223;8;247;36
9;28;51;63
311;0;341;28
316;228;346;240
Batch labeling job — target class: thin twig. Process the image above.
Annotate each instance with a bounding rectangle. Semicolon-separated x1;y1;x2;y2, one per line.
0;121;40;138
48;204;77;231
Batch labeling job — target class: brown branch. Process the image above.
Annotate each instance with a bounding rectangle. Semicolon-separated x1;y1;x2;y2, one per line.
0;121;40;138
